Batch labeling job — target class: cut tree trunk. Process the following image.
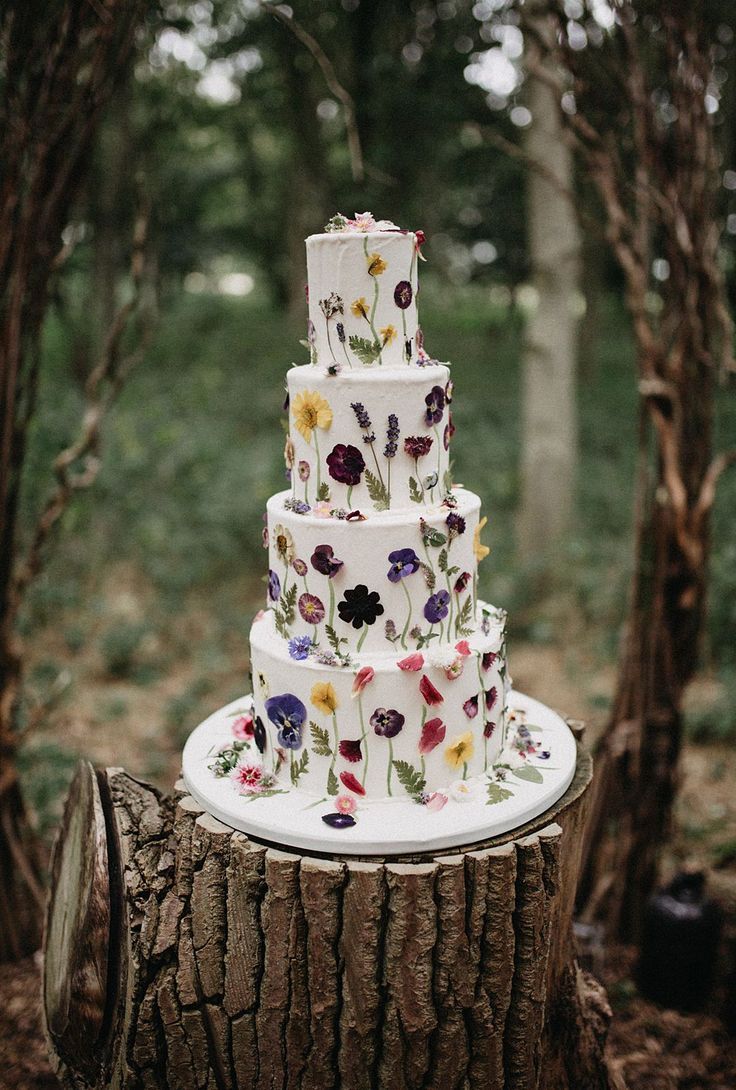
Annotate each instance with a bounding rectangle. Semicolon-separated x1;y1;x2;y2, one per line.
43;740;624;1090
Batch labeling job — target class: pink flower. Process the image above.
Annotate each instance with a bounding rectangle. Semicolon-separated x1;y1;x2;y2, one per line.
351;665;375;697
397;652;424;672
419;716;446;755
313;501;332;518
455;640;471;657
232;762;263;793
444;657;464;681
425;791;448;812
232;714;255;740
336;794;358;814
419;674;444;706
339;771;366;796
350;211;377;231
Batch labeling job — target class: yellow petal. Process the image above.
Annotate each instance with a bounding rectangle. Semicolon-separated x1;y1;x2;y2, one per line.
444;731;475;769
473;516;490;563
291;390;333;443
310;681;339;715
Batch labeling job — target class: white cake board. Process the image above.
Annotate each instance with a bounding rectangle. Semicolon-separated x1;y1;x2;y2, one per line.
182;690;577;856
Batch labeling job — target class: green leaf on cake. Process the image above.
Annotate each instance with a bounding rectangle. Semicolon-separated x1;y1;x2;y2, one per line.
274;610;289;639
446;565;460;578
438;547;448;573
279;584;297;625
365;469;390;510
455;596;473;636
348;335;381;366
409;476;423;504
290;750;309;786
392;759;426;800
487;782;514;805
310;721;332;757
316;481;331;501
513;765;544;784
325;624;347;654
421;525;447;548
326;766;339;796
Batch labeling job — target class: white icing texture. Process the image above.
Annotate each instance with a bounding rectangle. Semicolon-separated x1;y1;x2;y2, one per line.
286;363;454;514
306;231;421;369
265;488;482;656
249;602;508;800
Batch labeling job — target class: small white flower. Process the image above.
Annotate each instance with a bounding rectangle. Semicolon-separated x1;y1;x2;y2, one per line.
428;646;458;670
448;779;474;803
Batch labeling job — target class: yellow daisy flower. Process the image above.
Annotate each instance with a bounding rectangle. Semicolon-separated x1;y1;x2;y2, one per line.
380;324;397;346
272;523;295;565
351;297;369;319
291;390;333;443
366;252;387;277
474;516;490;563
310;681;339;715
444;731;475;770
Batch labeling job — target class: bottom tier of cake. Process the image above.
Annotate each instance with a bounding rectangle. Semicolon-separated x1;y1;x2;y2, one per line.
246;600;509;801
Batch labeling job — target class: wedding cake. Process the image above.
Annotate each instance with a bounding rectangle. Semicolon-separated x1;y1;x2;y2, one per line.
226;212;517;823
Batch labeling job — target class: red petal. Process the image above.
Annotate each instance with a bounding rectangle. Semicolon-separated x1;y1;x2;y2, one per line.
397;652;424;671
418;716;446;755
419;674;444;705
339;770;366;795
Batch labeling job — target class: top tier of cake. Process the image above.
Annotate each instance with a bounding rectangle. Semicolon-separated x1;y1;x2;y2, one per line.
306;213;423;370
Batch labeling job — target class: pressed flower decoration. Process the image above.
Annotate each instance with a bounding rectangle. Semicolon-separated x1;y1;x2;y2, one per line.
264;694;306;750
291;390;333;443
445;731;474;772
474;516;491;562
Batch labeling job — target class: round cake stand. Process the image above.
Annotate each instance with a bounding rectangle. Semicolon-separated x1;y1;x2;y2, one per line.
182;689;577;856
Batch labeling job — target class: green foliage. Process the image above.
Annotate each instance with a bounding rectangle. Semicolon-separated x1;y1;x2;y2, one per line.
487;781;514;805
365;469;389;510
348;336;381;366
392;759;426;800
310;721;332;757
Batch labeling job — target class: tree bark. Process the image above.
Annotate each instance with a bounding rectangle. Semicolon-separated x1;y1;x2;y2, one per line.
517;24;580;564
44;744;624;1090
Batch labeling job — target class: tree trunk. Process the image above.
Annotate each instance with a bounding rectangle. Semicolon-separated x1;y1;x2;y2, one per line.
44;745;625;1090
517;45;580;564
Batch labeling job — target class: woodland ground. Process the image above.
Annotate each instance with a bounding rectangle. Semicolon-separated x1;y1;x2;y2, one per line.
2;288;735;1087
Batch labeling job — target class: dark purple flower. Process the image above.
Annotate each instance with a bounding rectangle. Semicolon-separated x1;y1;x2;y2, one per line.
336;321;346;343
384;413;399;458
483;720;496;739
463;695;479;719
425;385;445;426
311;543;344;578
339;738;363;763
404;435;433;459
268;569;281;602
370;707;405;738
299;593;325;624
394;280;413;309
482;651;497;671
387;548;421;582
322;812;356;828
424;590;450;624
454;571;471;594
443;412;455;450
264;693;306;750
293;558;308;576
350;401;372;429
446;512;466;539
253;715;267;752
327;443;365;486
338;585;384;628
485;686;498;711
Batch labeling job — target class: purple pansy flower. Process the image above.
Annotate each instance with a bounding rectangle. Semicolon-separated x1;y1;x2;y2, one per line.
264;693;306;750
327;443;365;486
268;569;281;602
288;635;312;661
311;543;344;577
299;593;325;624
424;590;450;624
370;707;405;739
463;695;479;719
387;548;421;582
394;280;413;309
425;385;445;426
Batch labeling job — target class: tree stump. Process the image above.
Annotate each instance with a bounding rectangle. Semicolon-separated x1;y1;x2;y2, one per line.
43;738;623;1090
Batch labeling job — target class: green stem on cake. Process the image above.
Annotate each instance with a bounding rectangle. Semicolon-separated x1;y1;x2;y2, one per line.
387;738;394;796
342;339;353;369
401;308;408;361
304;479;309;505
477;656;489;770
313;624;318;646
363;238;383;364
387;459;391;507
399;578;412;651
347;485;353;509
433;426;441;498
439;620;445;643
328;579;335;628
462;761;468;780
328;713;339;786
356;625;369;653
313;429;322;490
368;441;386;490
414;459;425;501
325;319;338;366
358;695;369;787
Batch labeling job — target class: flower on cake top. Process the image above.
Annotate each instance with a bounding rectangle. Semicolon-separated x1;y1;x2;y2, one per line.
298;593;325;625
419;716;446;755
291;390;333;442
474;516;490;562
387;548;421;582
267;569;281;602
264;693;306;750
338;585;385;628
370;707;405;738
424;590;450;623
339;738;363;762
288;635;312;661
404;435;433;459
425;385;446;426
366;252;387;277
327;443;365;486
272;524;295;565
445;731;474;769
324;212;399;233
310;681;339;715
310;543;343;577
394;280;413;309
